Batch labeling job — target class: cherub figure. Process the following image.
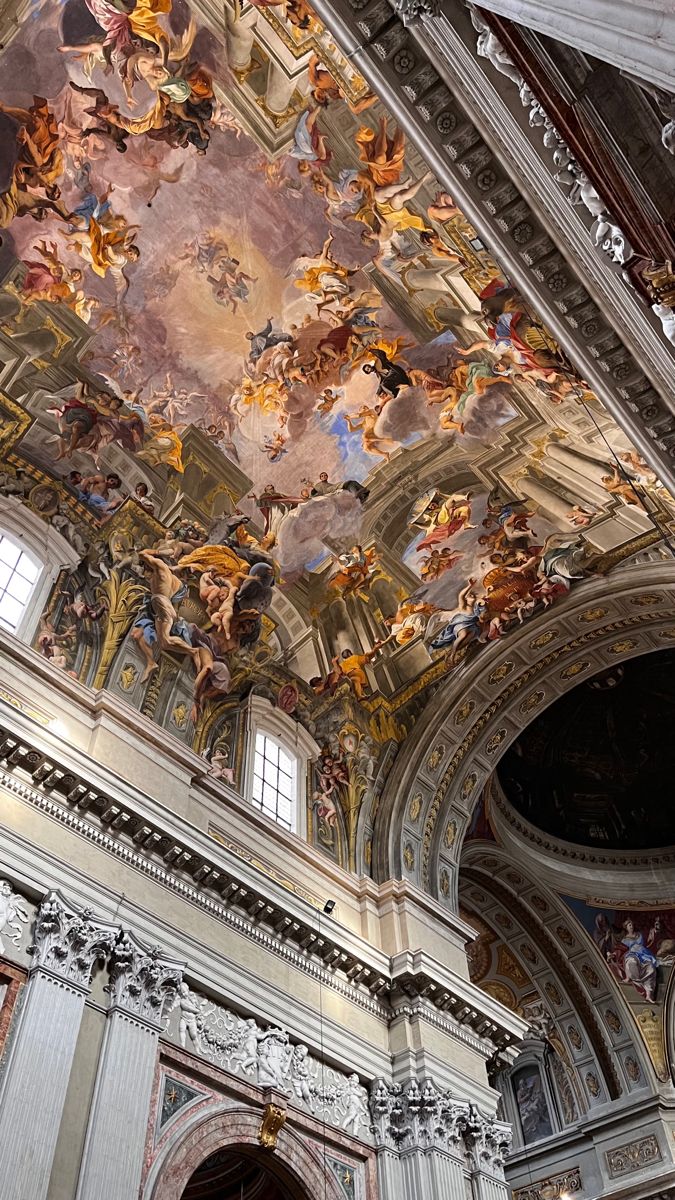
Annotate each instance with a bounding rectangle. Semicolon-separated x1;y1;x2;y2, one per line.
0;880;29;954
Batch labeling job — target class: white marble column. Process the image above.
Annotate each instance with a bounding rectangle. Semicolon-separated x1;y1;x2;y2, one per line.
465;1107;513;1200
265;60;296;116
0;892;118;1200
75;933;184;1200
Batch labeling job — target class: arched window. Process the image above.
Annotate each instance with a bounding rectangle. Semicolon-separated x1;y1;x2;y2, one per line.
251;730;297;831
244;695;319;838
0;502;80;644
0;533;41;634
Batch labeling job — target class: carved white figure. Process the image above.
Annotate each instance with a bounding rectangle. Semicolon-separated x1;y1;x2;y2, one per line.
0;879;29;954
652;303;675;347
176;982;203;1051
469;6;522;85
342;1074;369;1135
257;1027;292;1089
290;1043;313;1106
237;1018;260;1075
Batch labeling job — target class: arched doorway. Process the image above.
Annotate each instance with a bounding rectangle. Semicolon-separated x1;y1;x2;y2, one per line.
145;1107;345;1200
181;1147;305;1199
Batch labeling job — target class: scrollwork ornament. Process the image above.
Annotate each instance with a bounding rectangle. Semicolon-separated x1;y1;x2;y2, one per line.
30;891;117;990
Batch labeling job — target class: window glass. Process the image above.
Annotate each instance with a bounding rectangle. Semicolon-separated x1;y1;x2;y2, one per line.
251;732;297;831
0;534;40;633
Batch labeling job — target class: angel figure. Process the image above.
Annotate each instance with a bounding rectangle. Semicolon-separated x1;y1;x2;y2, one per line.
0;880;29;954
328;545;382;600
355;117;406;187
425;578;487;665
21;240;84;306
344;404;399;462
136;414;184;472
0;97;74;226
411;490;475;551
600;465;642;506
67;215;140;298
293;231;358;314
290;106;332;175
307;54;375;113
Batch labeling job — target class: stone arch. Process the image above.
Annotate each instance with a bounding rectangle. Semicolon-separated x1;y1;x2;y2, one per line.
459;846;657;1101
373;557;675;900
144;1105;345;1200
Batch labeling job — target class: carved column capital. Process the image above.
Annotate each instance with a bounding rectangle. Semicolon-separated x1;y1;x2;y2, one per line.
107;931;184;1029
389;0;439;25
30;891;117;991
370;1077;512;1170
370;1076;468;1152
461;1105;512;1178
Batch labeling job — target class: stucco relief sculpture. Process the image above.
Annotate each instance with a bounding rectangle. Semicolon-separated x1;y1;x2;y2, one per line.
170;985;371;1136
467;7;637;273
0;878;29;955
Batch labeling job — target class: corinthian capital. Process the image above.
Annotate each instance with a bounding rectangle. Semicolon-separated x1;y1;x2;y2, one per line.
107;931;184;1029
462;1104;512;1176
389;0;440;26
31;891;117;990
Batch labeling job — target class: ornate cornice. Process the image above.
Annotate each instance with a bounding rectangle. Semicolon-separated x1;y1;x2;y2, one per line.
0;725;521;1050
30;891;117;992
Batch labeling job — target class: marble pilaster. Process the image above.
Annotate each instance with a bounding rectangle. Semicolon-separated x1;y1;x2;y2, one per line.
75;933;184;1200
0;893;117;1200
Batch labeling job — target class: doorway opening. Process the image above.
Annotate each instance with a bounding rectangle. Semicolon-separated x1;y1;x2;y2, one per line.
181;1147;309;1199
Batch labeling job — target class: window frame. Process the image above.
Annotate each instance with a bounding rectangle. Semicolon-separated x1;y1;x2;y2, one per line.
0;500;81;644
251;729;298;832
0;533;42;637
244;695;319;840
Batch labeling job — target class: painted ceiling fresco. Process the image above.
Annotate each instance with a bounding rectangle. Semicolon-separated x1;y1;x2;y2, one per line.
0;0;673;868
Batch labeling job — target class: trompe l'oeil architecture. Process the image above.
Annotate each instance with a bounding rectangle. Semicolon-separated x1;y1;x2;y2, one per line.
0;0;674;1197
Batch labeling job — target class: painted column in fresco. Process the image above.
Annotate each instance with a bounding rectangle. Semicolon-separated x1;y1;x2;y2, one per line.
546;444;617;489
0;893;117;1200
539;450;610;507
224;6;257;72
75;934;183;1200
518;476;580;526
265;61;297;117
